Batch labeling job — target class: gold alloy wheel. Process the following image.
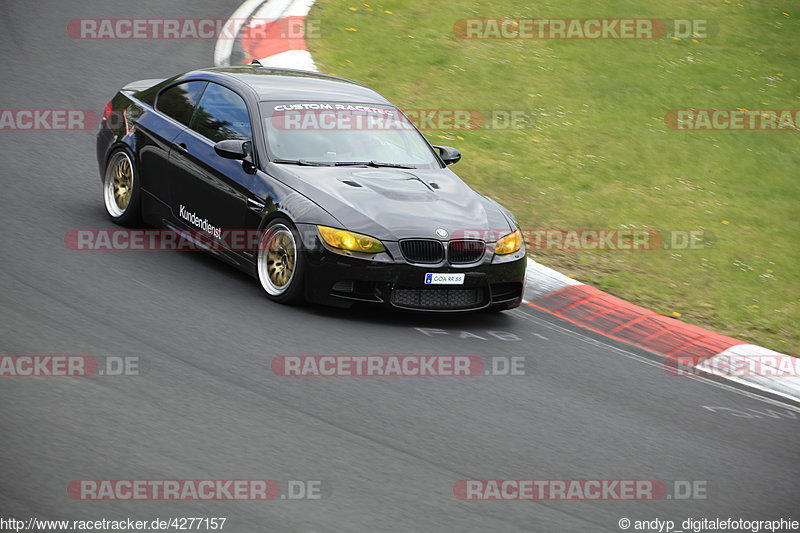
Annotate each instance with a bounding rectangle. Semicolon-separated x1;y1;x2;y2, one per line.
258;224;298;296
267;232;296;287
112;157;132;210
104;152;134;218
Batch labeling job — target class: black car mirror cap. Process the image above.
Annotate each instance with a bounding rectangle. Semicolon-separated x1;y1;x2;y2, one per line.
433;145;461;166
214;139;250;160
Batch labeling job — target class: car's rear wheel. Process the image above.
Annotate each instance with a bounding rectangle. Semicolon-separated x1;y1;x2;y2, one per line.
103;149;142;226
257;218;305;304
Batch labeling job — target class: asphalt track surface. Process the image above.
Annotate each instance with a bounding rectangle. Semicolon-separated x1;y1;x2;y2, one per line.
0;1;798;531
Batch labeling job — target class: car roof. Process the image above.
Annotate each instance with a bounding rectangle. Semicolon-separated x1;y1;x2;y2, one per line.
185;66;393;105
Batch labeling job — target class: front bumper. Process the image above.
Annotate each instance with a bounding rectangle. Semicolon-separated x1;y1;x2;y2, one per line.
297;224;526;312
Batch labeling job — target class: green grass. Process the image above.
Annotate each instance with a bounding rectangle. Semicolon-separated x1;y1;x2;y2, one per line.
309;0;799;353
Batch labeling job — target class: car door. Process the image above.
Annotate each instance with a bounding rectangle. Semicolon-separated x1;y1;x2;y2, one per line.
138;80;207;220
167;82;256;252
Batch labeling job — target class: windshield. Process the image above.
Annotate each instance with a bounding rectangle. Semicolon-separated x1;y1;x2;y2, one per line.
260;102;441;168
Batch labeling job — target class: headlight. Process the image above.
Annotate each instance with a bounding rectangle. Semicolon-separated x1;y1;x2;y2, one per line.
494;229;522;255
317;225;386;253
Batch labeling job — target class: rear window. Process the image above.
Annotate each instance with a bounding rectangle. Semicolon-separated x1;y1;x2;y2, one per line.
155;81;207;126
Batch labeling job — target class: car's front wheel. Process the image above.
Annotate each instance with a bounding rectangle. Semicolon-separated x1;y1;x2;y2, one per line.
103;149;142;226
257;218;306;304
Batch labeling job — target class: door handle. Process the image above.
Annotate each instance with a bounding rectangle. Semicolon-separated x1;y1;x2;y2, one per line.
247;198;266;212
175;142;188;155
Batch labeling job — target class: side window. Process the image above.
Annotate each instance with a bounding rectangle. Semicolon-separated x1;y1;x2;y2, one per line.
155;81;207;126
191;83;253;143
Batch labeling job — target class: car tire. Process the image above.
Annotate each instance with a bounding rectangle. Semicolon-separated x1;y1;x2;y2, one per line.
257;217;306;304
103;149;143;226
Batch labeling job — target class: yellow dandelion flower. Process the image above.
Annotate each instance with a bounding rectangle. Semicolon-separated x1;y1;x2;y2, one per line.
345;27;359;31
692;39;699;43
456;135;464;140
671;36;681;41
720;86;729;89
672;312;682;318
348;6;357;11
384;10;393;14
721;220;730;225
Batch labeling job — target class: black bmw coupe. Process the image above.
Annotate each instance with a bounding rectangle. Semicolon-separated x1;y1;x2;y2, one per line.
96;64;526;311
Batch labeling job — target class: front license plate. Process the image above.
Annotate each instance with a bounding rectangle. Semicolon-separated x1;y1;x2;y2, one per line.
424;273;465;285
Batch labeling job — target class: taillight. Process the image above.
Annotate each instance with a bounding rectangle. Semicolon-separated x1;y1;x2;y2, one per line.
102;101;113;120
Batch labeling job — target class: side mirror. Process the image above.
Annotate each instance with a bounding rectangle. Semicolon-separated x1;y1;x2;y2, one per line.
214;139;250;160
433;145;461;166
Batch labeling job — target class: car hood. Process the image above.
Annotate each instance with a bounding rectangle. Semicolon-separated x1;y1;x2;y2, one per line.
270;165;513;241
